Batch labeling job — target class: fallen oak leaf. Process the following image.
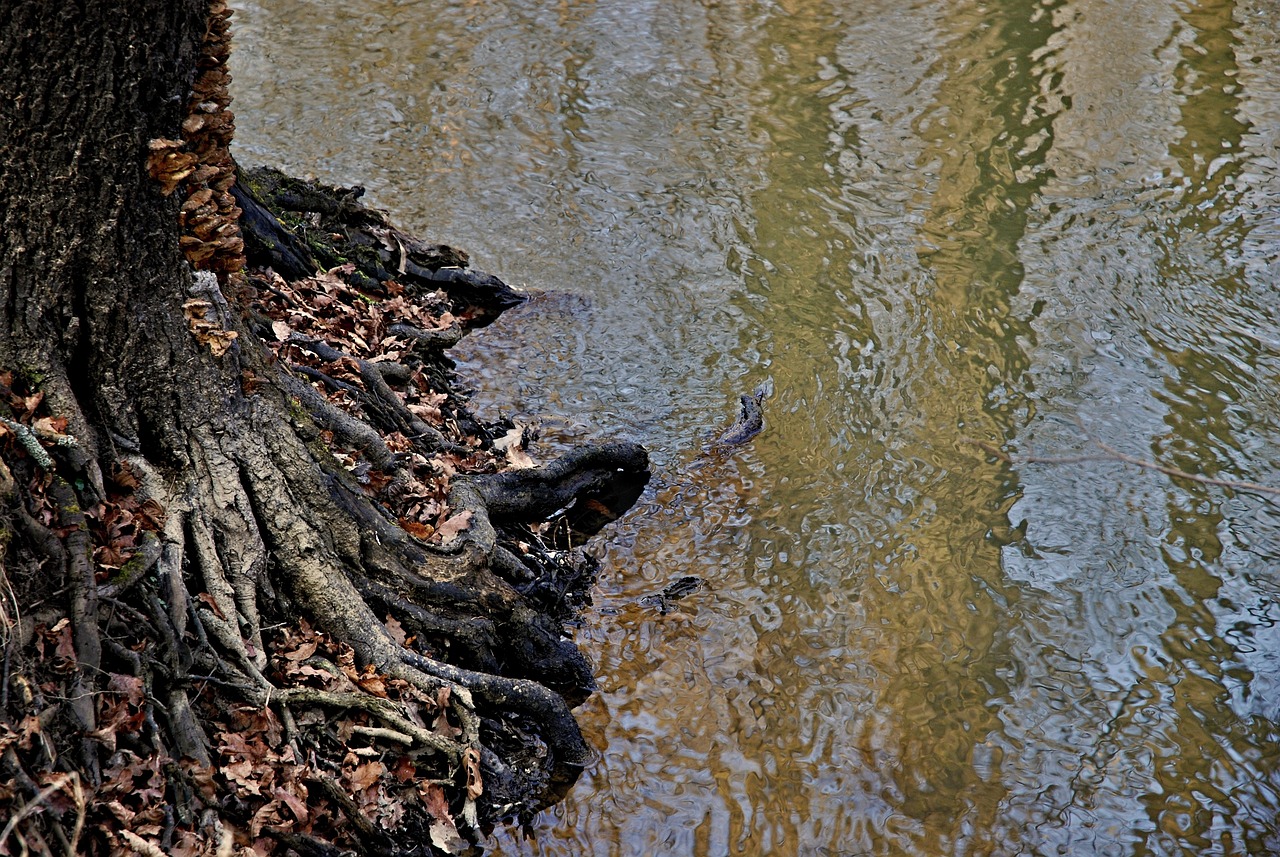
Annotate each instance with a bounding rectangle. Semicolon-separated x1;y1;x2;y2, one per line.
221;758;262;795
390;755;416;784
462;795;480;830
137;498;167;530
407;397;446;425
217;731;262;758
32;415;68;436
110;461;142;491
420;782;468;854
281;637;319;662
291;663;347;687
384;614;407;647
348;759;385;792
119;830;169;857
398;517;434;540
52;619;76;660
102;799;136;824
355;670;388;697
86;725;118;753
93;543;133;569
273;784;309;824
463;746;483;800
492;424;536;470
432;704;461;741
106;673;146;705
435;510;472;546
19;391;44;417
249;798;288;839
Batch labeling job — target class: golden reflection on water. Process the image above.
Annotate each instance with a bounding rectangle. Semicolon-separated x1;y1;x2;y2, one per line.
230;0;1280;853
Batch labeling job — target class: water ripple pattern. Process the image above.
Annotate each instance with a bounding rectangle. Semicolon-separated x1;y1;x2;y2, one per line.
230;0;1280;853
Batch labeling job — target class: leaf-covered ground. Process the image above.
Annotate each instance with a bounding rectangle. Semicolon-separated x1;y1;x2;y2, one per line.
0;202;620;857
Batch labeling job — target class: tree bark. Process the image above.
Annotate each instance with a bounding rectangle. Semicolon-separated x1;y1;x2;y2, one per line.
0;2;648;854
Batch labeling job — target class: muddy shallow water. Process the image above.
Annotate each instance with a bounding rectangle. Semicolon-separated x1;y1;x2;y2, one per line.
230;0;1280;853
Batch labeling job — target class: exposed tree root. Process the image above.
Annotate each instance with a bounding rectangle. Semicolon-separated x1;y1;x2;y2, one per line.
0;177;649;854
0;1;656;850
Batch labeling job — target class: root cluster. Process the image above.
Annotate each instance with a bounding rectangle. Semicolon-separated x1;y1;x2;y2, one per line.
0;171;648;855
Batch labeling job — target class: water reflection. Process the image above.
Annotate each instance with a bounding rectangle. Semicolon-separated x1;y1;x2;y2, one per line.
230;0;1280;853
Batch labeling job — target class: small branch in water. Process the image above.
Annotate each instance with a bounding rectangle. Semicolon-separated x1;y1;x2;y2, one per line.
970;437;1280;499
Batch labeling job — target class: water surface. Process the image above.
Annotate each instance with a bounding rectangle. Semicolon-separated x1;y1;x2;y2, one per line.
230;0;1280;853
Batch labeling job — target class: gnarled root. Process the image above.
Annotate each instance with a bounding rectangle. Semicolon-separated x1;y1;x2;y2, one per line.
0;175;650;854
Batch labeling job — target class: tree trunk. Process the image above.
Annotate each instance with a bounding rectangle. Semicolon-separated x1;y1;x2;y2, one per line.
0;2;647;854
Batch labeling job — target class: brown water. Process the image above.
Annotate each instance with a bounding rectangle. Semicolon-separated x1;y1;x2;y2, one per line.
229;0;1280;853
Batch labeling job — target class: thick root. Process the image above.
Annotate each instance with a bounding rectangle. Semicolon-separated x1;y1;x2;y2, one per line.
0;166;650;855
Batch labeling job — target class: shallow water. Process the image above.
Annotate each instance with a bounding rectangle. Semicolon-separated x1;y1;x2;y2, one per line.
230;0;1280;853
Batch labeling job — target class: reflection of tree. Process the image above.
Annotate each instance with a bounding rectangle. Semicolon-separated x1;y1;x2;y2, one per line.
983;0;1280;852
1169;0;1251;231
800;0;1070;852
1147;1;1280;823
230;0;1280;852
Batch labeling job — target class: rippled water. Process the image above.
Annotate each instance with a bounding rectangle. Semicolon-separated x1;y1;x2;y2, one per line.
230;0;1280;853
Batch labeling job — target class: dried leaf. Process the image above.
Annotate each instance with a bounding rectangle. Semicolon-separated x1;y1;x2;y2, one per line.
271;320;293;341
491;425;522;451
355;671;388;698
32;415;68;436
119;830;169;857
399;518;433;540
217;731;259;758
462;796;479;830
492;425;536;469
391;755;416;783
94;543;131;569
282;637;319;662
384;615;407;647
407;390;447;424
221;758;261;795
436;510;472;546
421;783;468;854
102;799;135;824
196;591;227;620
53;621;76;660
138;498;168;530
430;817;469;854
106;673;145;704
273;785;309;823
111;462;142;491
463;746;483;800
87;725;118;753
348;760;385;792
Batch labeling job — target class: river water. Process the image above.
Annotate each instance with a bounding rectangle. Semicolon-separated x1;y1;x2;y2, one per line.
228;1;1280;854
